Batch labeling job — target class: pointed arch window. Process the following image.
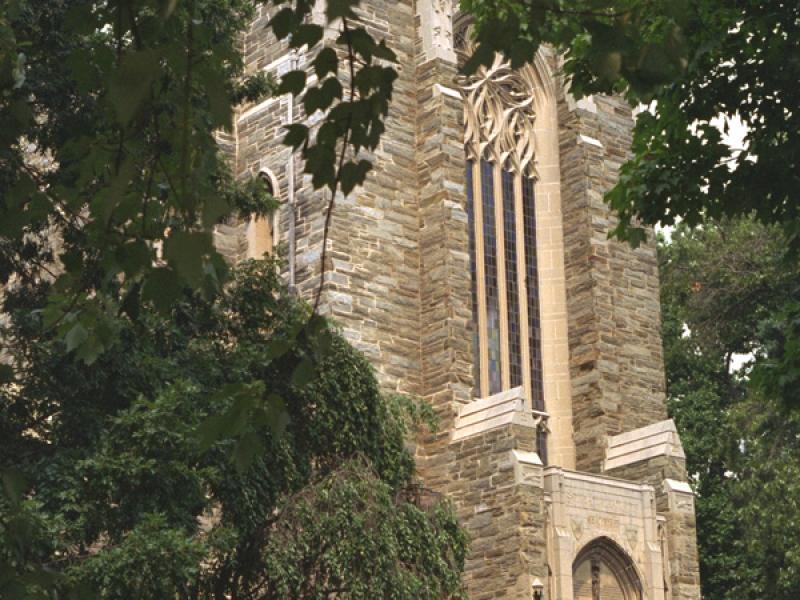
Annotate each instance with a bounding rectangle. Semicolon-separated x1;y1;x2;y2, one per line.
460;48;545;416
246;170;279;259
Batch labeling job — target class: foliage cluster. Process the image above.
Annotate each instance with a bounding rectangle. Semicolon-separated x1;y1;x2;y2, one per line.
462;0;799;251
0;259;468;598
0;1;469;596
660;218;800;599
0;0;278;364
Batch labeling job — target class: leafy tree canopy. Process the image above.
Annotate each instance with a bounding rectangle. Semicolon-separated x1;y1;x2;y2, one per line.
1;259;468;598
2;0;798;597
465;0;800;250
0;1;468;596
3;0;797;361
660;218;800;599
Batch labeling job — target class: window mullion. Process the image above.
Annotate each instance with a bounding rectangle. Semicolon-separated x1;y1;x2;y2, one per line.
514;173;533;407
472;160;490;398
493;163;510;390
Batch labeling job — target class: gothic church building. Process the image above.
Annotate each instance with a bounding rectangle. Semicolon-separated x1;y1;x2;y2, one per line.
216;2;702;598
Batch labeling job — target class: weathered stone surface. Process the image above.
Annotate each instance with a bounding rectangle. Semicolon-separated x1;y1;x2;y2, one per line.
558;94;668;475
223;6;701;599
605;427;702;600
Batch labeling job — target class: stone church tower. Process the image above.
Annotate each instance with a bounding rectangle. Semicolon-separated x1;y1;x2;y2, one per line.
217;1;702;598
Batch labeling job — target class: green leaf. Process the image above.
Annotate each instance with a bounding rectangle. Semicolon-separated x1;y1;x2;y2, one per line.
283;123;309;150
163;231;214;288
233;431;264;473
64;323;88;353
1;469;26;508
142;267;184;314
461;41;494;75
109;49;160;124
269;7;297;40
340;160;372;195
199;65;233;129
0;364;14;384
278;70;306;96
291;357;315;388
326;0;358;20
314;48;338;78
64;4;96;35
373;40;397;63
195;383;264;451
265;393;289;435
290;24;324;49
509;39;535;69
304;78;342;114
116;240;152;278
263;338;292;361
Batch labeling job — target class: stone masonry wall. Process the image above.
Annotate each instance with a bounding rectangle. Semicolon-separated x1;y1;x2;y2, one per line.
606;456;701;600
323;0;423;396
225;5;700;599
450;424;547;600
221;2;424;397
558;94;668;473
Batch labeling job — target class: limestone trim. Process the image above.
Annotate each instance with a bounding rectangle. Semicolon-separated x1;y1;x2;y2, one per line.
663;479;696;513
510;448;544;486
573;536;644;600
417;0;457;63
603;419;687;472
432;83;462;99
452;386;548;442
544;467;666;600
245;168;281;259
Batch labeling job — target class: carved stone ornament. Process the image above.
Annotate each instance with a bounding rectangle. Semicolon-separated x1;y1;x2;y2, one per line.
571;518;585;542
417;0;456;62
457;24;539;178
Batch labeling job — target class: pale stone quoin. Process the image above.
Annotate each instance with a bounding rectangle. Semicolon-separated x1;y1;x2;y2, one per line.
219;2;702;597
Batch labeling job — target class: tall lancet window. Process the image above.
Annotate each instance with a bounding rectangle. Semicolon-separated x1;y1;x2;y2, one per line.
459;36;545;415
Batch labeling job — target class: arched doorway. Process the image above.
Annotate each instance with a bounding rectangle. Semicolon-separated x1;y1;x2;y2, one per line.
572;537;643;600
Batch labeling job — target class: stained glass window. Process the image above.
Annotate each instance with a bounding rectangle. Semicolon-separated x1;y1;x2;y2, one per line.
458;31;549;462
480;160;502;395
466;162;481;394
522;176;544;412
502;170;522;389
465;159;545;426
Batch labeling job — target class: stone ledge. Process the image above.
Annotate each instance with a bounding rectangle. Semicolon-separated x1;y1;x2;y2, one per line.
603;419;686;472
663;478;693;495
451;387;542;441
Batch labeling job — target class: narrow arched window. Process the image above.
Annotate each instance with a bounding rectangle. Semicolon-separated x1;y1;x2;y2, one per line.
246;170;279;259
458;29;545;418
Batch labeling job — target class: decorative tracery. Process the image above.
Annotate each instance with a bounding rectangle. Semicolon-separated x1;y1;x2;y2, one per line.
462;55;538;178
457;25;539;178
